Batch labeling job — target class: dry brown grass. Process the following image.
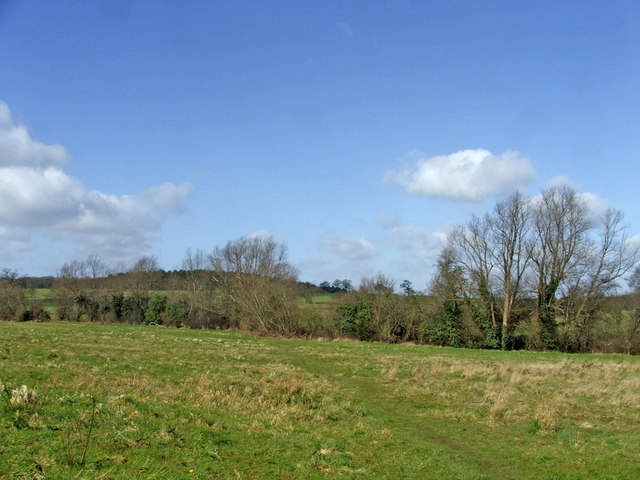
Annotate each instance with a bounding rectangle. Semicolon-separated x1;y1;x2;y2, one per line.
372;352;640;434
186;363;347;426
535;397;560;435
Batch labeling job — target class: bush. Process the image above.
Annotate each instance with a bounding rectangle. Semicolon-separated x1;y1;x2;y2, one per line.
18;309;34;322
338;301;374;341
144;294;167;325
108;293;125;322
17;306;50;323
163;300;189;327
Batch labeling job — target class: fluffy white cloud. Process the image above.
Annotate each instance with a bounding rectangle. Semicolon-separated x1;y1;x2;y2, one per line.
0;101;194;263
0;102;70;168
320;235;378;260
387;149;536;202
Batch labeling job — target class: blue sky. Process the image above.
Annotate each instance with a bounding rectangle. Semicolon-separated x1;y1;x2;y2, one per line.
1;0;639;289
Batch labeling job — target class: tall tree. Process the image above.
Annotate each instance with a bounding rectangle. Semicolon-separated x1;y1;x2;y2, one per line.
449;214;499;347
427;247;468;347
529;186;591;349
490;192;532;349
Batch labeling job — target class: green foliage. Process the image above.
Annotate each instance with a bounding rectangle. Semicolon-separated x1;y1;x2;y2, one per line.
420;298;463;347
163;299;189;327
17;306;50;323
467;300;500;349
109;293;125;322
122;295;148;324
75;293;100;322
338;300;374;341
17;308;34;322
144;294;167;325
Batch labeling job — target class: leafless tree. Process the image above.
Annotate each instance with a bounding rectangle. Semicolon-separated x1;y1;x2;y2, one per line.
127;255;161;322
359;272;396;295
560;208;640;348
529;186;592;349
56;260;87;298
85;254;106;285
0;268;25;320
209;236;299;333
490;192;533;349
181;247;210;327
440;186;639;351
448;214;499;346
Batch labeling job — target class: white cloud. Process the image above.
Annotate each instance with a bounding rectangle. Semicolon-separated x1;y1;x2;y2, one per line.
578;192;611;221
0;101;194;264
248;230;272;239
547;175;579;190
320;235;378;260
535;176;612;222
387;225;447;261
387;149;536;202
0;102;70;168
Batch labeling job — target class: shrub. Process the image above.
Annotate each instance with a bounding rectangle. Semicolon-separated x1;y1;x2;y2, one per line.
163;300;189;327
144;294;167;325
338;300;374;341
18;308;34;322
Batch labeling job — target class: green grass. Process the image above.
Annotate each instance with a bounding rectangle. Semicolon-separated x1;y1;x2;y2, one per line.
1;321;639;479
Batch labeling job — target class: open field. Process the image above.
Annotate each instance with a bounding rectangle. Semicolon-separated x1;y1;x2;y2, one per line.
1;321;639;479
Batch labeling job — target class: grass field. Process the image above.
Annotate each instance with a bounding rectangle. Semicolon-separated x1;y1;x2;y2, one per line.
1;321;639;479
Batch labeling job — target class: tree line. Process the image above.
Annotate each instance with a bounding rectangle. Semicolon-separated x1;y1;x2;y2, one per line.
1;186;639;353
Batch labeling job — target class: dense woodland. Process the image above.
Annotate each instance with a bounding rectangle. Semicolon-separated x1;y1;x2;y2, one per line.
2;186;640;354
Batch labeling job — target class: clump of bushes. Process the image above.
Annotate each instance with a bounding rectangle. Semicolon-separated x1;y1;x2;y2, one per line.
18;306;50;322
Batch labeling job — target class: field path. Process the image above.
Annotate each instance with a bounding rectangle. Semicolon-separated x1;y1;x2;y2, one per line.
274;340;517;480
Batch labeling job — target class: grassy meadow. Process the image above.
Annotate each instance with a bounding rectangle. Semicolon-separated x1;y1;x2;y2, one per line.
1;321;639;479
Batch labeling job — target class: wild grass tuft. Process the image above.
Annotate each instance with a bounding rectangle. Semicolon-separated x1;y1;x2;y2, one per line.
534;397;560;435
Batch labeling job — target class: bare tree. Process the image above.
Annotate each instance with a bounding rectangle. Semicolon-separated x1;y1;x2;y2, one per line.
56;260;92;320
561;208;640;348
85;254;105;286
448;214;499;346
127;255;161;323
490;192;532;349
529;186;592;349
56;260;87;296
209;236;299;333
359;272;395;295
181;248;210;327
0;268;25;320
